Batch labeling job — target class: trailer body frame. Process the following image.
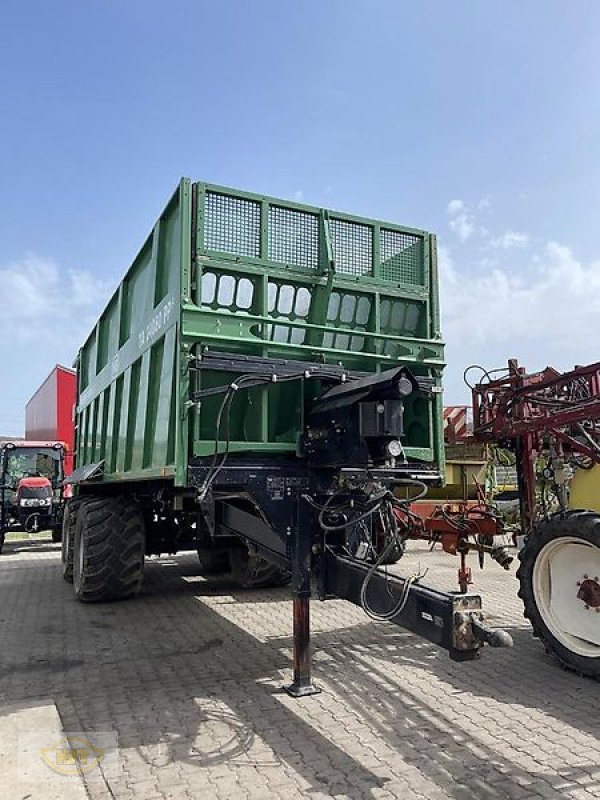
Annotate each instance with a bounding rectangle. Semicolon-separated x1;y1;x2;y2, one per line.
65;180;513;692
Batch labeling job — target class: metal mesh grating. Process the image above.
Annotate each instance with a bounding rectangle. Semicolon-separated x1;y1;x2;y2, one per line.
204;192;260;258
380;229;424;285
329;219;373;276
268;206;319;269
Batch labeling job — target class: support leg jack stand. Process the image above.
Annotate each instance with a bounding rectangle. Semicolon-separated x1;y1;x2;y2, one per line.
285;597;321;697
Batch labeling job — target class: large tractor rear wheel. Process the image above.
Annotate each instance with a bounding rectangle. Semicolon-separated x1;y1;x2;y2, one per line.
73;496;145;602
517;510;600;679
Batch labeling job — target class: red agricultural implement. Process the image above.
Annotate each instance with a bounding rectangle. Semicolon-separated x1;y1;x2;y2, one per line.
380;358;600;679
442;359;600;678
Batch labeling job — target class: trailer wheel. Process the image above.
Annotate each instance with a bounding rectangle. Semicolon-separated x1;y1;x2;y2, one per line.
229;546;290;589
517;510;600;679
73;496;145;602
197;547;230;574
61;498;84;583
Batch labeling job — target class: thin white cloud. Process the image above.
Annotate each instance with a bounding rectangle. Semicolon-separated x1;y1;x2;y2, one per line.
439;242;600;402
0;254;113;433
490;230;530;249
446;197;489;243
449;212;475;242
0;254;112;344
447;199;464;216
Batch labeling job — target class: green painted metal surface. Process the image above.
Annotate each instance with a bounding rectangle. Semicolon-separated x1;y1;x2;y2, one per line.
75;179;445;486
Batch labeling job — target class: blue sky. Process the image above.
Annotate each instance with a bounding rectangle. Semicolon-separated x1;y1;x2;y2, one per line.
1;1;600;433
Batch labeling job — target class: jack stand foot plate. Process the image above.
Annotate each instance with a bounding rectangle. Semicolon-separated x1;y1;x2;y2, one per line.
284;681;321;698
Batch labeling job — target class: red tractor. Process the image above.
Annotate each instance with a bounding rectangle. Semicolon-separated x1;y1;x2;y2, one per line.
0;441;67;551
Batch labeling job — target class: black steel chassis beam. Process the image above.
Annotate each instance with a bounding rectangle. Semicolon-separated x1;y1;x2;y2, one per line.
217;502;292;571
321;551;490;661
188;460;511;696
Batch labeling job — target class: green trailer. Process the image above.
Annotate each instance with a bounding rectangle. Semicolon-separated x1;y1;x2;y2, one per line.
64;179;509;694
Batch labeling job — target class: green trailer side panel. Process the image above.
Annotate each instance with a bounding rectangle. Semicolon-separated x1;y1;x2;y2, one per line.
75;178;444;486
75;179;191;483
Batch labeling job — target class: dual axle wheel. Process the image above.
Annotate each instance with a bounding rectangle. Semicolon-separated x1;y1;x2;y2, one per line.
61;496;600;680
61;496;145;602
62;496;289;601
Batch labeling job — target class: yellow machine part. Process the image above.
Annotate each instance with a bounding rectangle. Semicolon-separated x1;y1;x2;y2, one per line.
426;459;487;501
570;464;600;513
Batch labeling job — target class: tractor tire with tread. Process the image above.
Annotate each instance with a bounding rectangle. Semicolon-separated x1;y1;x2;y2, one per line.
517;509;600;680
73;496;145;602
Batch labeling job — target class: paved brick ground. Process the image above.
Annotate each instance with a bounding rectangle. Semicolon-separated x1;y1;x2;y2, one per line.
1;536;599;799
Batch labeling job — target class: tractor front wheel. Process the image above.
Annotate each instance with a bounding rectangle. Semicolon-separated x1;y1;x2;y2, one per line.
517;510;600;679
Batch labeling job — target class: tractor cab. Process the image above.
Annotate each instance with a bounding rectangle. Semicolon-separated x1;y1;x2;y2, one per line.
0;441;66;549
